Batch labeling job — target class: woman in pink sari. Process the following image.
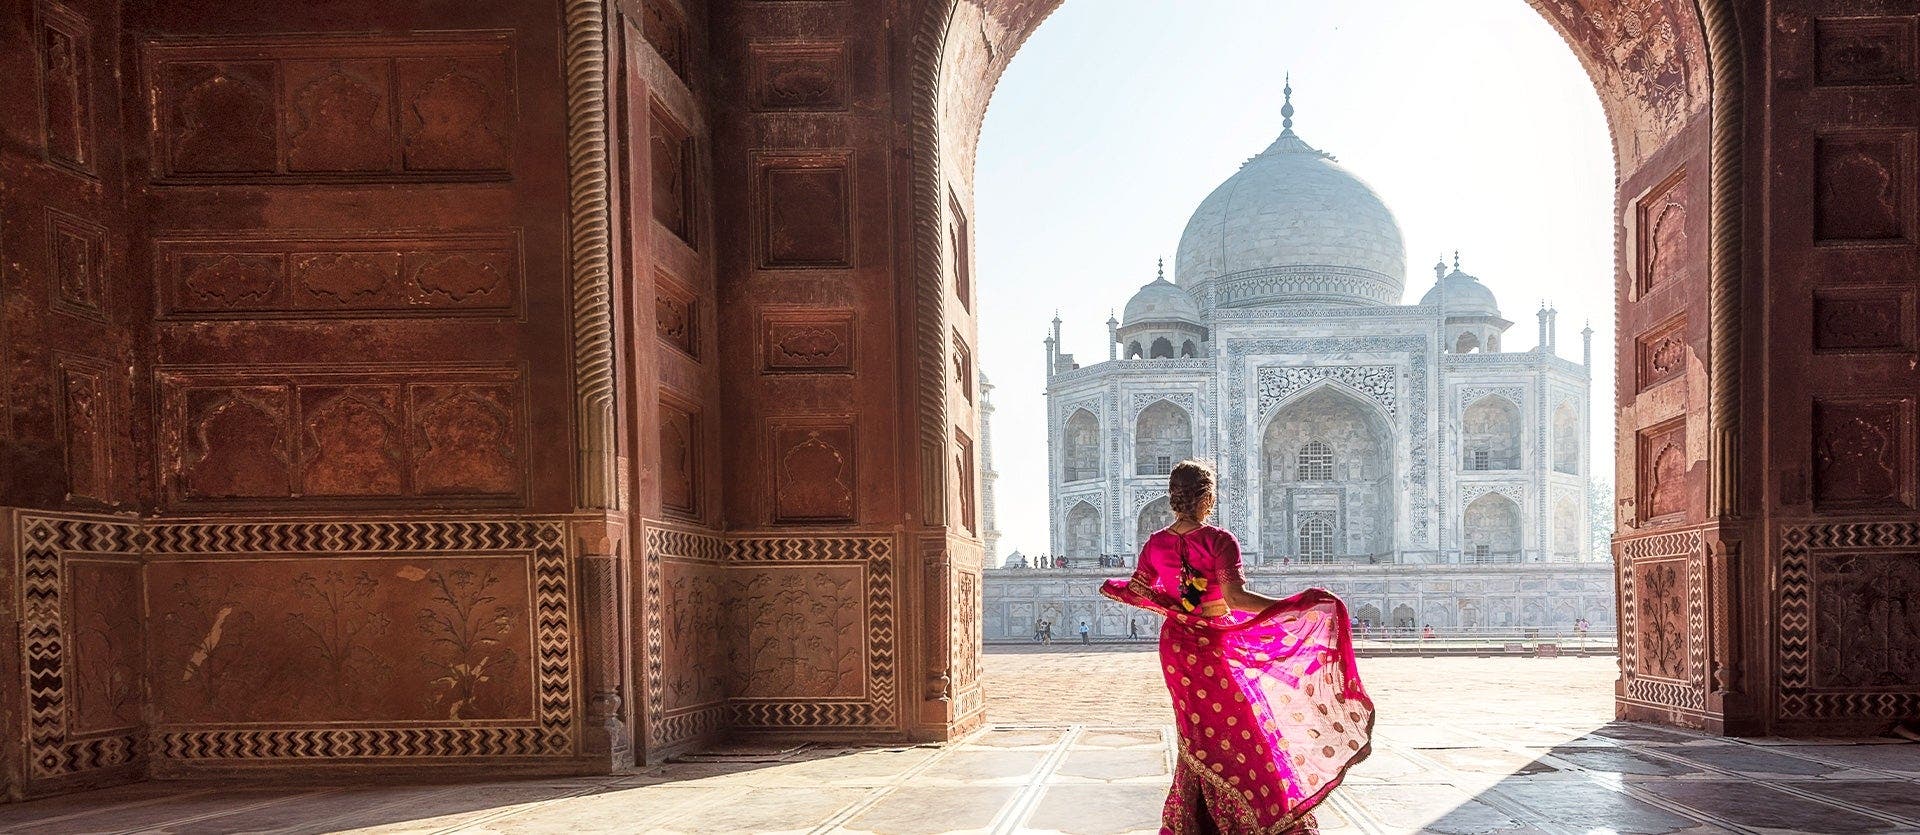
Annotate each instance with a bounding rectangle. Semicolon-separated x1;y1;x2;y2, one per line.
1102;460;1373;834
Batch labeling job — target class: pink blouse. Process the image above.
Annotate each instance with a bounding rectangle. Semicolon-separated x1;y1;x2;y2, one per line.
1132;524;1246;612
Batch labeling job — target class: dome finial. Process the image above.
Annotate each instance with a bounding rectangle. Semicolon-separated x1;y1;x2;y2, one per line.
1452;250;1461;272
1156;256;1166;282
1281;73;1295;132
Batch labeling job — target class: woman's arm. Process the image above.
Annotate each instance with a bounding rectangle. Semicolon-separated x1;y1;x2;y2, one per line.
1215;530;1283;613
1224;578;1283;614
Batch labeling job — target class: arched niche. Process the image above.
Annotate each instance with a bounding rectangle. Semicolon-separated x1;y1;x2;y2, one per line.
1463;395;1522;471
1463;492;1523;562
1261;385;1394;561
1134;400;1192;475
1136;496;1171;552
1065;500;1101;557
1552;403;1580;475
1063;409;1100;482
1149;336;1174;359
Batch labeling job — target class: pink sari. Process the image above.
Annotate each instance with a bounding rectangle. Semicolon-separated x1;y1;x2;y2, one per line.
1101;525;1374;834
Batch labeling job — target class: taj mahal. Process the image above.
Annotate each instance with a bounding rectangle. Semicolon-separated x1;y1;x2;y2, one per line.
984;87;1615;640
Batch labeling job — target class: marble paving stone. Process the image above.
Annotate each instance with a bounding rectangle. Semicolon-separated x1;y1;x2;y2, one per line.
838;786;1018;834
1340;748;1437;783
1551;747;1709;777
1073;730;1165;748
657;786;869;834
0;783;205;828
1779;744;1920;775
919;750;1050;783
9;788;314;835
1339;783;1526;833
1021;785;1166;834
1660;743;1850;777
1416;747;1562;776
319;783;618;834
1052;748;1170;781
1589;724;1711;744
970;729;1065;748
1488;780;1729;834
1791;780;1920;823
770;746;946;784
1635;780;1900;834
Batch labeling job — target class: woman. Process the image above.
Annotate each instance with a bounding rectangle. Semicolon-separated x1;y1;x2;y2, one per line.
1102;459;1373;834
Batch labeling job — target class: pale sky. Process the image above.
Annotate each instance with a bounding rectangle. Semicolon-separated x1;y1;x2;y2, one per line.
975;1;1617;566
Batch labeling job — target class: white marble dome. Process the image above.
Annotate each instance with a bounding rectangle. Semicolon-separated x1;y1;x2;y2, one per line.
1419;266;1501;317
1122;273;1202;325
1175;122;1406;308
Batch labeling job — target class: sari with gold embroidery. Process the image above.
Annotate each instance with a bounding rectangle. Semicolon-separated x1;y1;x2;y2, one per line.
1102;525;1373;834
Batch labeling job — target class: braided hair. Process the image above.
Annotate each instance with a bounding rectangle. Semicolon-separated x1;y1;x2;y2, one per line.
1167;459;1216;523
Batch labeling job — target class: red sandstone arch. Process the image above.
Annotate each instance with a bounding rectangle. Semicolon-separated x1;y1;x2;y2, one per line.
910;0;1751;736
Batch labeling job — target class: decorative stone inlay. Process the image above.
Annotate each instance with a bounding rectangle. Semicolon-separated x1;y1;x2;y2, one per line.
1461;483;1526;505
1458;385;1525;410
1226;337;1429;548
1129;391;1198;423
1256;365;1399;418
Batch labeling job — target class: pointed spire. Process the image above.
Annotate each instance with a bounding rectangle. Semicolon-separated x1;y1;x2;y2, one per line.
1281;73;1295;133
1452;250;1461;272
1155;256;1166;283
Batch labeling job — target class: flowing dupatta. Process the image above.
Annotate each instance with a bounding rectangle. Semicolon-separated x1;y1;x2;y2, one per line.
1102;548;1374;834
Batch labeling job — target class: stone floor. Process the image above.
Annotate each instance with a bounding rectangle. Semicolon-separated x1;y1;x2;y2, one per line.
7;649;1920;833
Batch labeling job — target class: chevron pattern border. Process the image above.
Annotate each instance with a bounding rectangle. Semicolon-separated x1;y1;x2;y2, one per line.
657;703;728;746
159;727;555;759
20;514;143;780
1778;521;1920;720
727;535;892;563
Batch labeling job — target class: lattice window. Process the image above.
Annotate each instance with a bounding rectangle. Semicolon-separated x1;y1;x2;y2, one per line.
1297;440;1334;481
1298;516;1336;563
1153;455;1172;475
1469;449;1490;471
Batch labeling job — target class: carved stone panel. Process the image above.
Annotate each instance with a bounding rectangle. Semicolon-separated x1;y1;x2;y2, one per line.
1634;557;1689;681
658;396;700;518
748;40;849;112
1815;131;1916;244
283;59;395;172
756;153;852;269
649;102;694;244
149;36;514;181
160;368;525;506
38;0;94;173
48;209;107;321
660;559;726;710
726;567;865;698
301;386;405;497
67;559;143;735
1814;287;1916;353
59;358;111;503
655;270;698;359
1814;16;1917;87
148;555;535;725
640;0;689;81
1813;397;1915;510
955;429;976;535
1635;315;1687;392
158;232;520;318
763;311;854;374
1812;551;1920;689
175;384;295;500
952;331;972;403
1636;417;1688;524
770;419;856;524
1636;170;1688;294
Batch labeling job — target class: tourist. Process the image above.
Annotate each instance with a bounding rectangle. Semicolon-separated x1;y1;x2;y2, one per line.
1423;624;1436;640
1100;459;1372;832
1078;620;1090;644
1040;620;1052;644
1128;619;1139;640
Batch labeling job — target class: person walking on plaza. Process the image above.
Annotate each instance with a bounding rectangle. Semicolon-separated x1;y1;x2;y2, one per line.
1039;619;1052;645
1101;459;1372;833
1078;620;1090;645
1128;618;1139;640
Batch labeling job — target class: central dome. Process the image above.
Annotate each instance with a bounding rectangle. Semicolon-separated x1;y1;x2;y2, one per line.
1174;94;1406;308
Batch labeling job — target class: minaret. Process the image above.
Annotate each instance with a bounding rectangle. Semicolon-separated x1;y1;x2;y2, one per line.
1043;331;1056;382
1547;305;1559;354
1106;311;1119;361
1536;303;1550;354
1581;320;1594;371
979;371;1003;564
1050;312;1063;375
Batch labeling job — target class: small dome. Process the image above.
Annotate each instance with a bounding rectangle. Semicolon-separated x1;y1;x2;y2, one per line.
1123;272;1202;326
1418;260;1501;317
